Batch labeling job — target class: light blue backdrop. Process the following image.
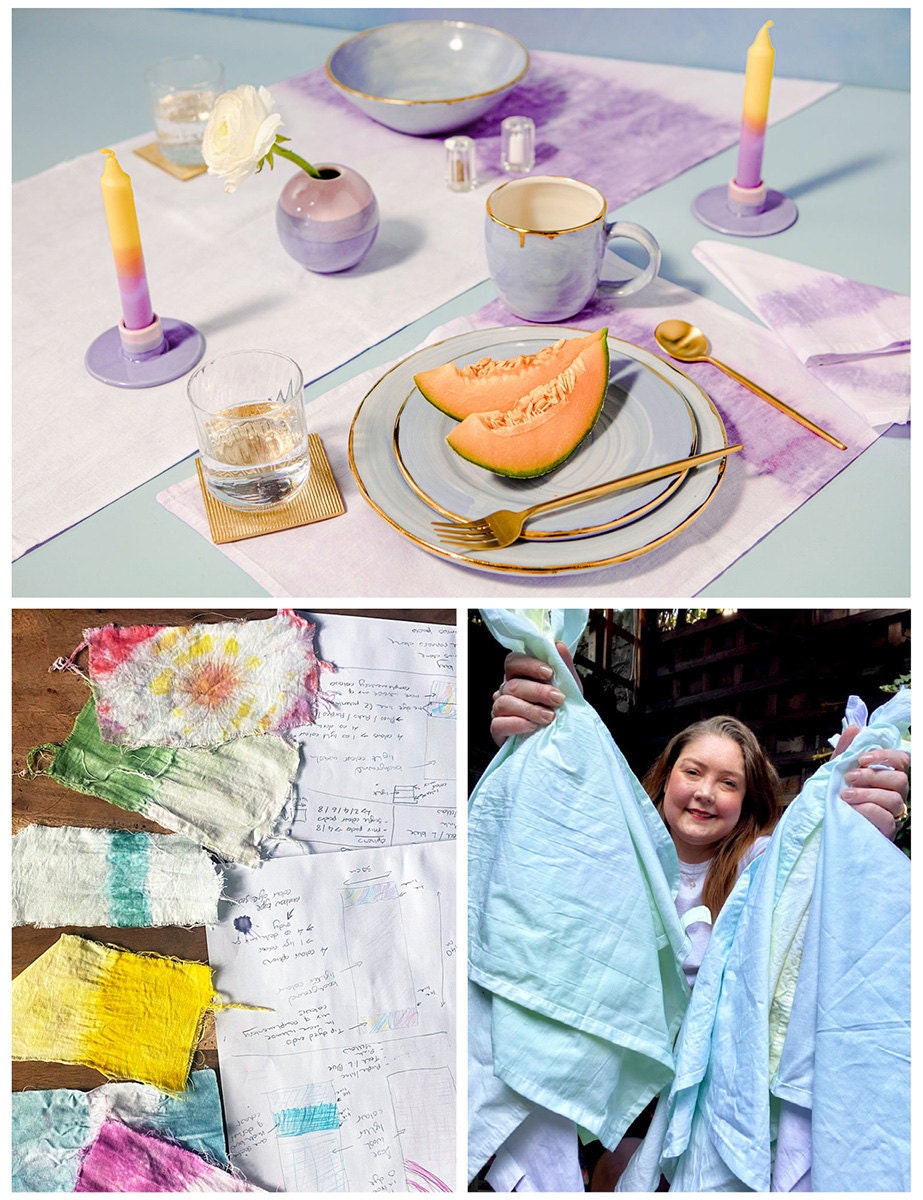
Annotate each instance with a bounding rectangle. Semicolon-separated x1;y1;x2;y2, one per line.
194;7;910;89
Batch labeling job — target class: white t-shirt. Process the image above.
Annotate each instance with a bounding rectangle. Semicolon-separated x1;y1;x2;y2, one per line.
676;835;771;988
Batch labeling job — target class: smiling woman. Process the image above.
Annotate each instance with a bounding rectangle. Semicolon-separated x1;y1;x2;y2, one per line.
647;717;781;914
471;607;911;1193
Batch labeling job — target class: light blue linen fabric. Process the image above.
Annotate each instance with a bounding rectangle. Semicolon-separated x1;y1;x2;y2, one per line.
618;689;911;1192
468;608;689;1176
778;689;910;1191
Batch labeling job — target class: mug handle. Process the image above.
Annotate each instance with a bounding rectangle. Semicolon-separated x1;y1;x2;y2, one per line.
600;219;661;297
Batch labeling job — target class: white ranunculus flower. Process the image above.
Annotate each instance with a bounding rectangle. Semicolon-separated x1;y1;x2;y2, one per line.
202;84;284;194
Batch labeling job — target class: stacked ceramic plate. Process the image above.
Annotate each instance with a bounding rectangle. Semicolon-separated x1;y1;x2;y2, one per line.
349;327;730;574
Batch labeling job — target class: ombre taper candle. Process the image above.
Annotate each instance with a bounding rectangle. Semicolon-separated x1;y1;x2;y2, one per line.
690;18;796;235
735;21;775;190
99;148;155;330
86;150;205;388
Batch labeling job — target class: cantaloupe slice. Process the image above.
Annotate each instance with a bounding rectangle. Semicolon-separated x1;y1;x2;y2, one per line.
414;328;608;421
446;334;610;478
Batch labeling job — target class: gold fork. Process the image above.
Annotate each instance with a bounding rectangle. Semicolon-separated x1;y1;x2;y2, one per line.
432;444;743;550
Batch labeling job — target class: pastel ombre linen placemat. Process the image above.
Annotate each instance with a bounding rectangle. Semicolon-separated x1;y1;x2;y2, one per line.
13;51;835;559
157;275;879;598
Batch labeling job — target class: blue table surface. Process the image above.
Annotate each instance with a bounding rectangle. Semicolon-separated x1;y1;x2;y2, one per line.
12;8;911;600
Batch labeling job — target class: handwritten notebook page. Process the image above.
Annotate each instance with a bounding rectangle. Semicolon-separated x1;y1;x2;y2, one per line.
287;612;456;852
206;613;458;1191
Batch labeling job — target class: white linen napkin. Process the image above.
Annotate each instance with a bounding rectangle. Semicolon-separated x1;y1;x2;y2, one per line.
157;275;879;598
13;54;835;561
692;240;909;426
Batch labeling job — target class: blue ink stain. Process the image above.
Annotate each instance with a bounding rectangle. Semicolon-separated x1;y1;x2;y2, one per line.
233;916;252;935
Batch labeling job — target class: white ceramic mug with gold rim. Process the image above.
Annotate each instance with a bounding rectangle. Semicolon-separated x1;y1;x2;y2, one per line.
485;175;661;322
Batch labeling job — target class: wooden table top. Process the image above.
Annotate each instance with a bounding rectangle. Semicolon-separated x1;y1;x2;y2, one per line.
11;606;454;1093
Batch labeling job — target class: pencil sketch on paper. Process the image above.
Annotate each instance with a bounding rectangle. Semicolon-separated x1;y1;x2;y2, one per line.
268;1081;348;1192
207;840;456;1193
342;879;418;1032
389;1067;455;1192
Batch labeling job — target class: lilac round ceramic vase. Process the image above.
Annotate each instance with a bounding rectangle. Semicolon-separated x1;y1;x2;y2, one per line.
276;164;379;273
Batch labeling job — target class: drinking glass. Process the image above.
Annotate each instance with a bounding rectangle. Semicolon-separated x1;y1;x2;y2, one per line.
188;350;311;510
145;55;224;166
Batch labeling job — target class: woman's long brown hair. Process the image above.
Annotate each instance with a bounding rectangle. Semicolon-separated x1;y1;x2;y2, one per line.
642;715;783;917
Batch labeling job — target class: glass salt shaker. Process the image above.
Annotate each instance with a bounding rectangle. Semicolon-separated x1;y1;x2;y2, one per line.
445;136;477;191
501;116;535;173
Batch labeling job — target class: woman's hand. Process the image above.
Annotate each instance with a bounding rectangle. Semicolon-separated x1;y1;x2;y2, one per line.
833;725;910;840
490;643;582;746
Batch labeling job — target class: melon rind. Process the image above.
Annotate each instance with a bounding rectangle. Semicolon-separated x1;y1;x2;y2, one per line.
414;328;607;421
446;335;610;479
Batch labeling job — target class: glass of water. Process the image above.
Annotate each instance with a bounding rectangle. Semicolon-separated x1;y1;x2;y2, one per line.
188;350;311;510
145;55;225;166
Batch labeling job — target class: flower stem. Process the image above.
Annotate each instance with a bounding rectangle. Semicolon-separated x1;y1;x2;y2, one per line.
272;143;322;179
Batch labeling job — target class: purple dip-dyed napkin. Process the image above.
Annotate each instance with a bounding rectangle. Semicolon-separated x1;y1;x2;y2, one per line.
692;240;909;427
75;1118;262;1192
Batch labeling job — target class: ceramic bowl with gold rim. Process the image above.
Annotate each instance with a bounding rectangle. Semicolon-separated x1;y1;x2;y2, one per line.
326;20;530;136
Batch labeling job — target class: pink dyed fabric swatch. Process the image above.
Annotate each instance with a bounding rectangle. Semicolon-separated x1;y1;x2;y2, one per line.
81;609;332;748
75;1118;260;1192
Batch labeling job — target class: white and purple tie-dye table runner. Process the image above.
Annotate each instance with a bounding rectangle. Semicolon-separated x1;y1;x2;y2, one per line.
13;51;835;559
156;264;885;598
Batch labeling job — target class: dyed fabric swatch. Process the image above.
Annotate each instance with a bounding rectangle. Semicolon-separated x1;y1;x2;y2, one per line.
12;824;223;928
83;609;330;748
75;1118;260;1192
12;1070;228;1192
12;935;218;1092
30;698;299;866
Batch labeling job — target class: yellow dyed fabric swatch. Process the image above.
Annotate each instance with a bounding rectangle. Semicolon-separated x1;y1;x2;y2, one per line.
12;935;217;1092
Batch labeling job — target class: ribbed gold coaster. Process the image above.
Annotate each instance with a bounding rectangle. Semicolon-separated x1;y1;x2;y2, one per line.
195;434;345;545
133;142;208;180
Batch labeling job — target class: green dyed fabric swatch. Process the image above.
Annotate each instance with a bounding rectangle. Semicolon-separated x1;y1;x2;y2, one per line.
30;698;300;866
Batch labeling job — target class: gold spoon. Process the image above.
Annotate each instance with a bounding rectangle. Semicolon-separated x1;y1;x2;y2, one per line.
654;319;847;451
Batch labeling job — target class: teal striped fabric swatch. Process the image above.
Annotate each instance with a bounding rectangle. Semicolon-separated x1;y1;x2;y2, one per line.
12;824;223;928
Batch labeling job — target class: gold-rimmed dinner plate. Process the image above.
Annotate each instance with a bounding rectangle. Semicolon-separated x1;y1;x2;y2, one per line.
393;334;697;539
348;325;730;574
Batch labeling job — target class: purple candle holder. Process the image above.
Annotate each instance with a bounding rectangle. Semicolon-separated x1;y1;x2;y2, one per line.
85;312;205;389
692;177;798;238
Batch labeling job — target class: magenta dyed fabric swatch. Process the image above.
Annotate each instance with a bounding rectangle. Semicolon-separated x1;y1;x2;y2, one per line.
75;1119;260;1192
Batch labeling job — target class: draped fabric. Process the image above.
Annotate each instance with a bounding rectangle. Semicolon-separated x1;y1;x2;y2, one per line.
618;690;911;1192
468;608;689;1179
